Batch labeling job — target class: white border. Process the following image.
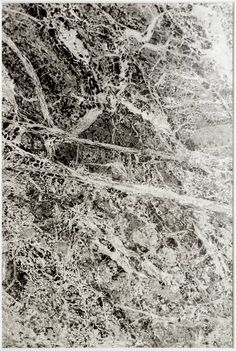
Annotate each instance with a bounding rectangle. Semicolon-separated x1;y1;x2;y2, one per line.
0;0;235;350
1;0;235;4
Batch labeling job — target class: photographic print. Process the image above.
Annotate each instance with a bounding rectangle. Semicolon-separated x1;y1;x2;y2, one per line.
2;2;233;348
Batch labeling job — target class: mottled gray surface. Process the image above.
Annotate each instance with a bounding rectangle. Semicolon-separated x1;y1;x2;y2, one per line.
2;3;233;347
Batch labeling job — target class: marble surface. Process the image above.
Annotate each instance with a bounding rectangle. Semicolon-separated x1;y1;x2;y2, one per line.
2;3;233;348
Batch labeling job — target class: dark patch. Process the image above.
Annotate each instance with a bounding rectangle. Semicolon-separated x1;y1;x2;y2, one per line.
166;237;178;249
17;271;28;287
197;238;203;248
54;142;77;166
97;296;103;307
200;246;207;255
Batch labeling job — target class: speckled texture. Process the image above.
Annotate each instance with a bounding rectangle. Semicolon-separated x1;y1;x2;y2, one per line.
2;3;233;348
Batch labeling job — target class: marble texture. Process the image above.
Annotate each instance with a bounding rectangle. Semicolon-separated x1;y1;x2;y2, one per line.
2;3;233;348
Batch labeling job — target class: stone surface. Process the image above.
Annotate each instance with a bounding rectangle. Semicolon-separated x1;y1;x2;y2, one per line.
2;3;233;348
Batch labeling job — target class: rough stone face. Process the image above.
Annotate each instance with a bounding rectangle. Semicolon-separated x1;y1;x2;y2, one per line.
2;3;233;348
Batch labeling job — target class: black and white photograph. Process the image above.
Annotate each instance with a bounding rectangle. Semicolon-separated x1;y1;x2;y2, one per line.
1;1;233;348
